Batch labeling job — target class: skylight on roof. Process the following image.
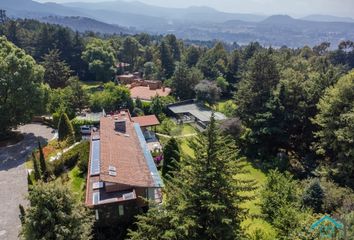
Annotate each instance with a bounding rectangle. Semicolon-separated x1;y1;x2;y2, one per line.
90;139;100;176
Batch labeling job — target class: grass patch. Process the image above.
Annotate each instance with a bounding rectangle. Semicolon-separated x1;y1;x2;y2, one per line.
238;161;267;215
236;161;277;238
241;218;277;239
180;124;197;135
179;138;195;158
68;166;85;201
213;100;237;118
81;81;103;87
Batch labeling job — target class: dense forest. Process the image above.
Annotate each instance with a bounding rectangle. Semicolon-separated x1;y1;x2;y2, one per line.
1;12;354;239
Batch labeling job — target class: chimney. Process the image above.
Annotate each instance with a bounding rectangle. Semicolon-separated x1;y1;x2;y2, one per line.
115;120;126;133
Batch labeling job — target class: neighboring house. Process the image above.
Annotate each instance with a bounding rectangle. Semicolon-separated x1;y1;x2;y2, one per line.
129;85;171;101
167;100;227;129
85;110;163;223
117;73;171;100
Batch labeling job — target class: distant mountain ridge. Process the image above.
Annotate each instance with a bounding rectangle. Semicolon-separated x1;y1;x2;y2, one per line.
64;0;267;23
301;14;354;23
1;0;354;48
41;16;133;34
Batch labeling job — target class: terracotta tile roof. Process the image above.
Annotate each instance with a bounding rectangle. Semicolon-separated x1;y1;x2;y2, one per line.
130;86;171;100
132;115;160;127
98;112;155;187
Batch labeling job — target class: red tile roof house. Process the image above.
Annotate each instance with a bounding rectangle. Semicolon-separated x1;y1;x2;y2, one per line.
117;74;171;101
85;110;163;224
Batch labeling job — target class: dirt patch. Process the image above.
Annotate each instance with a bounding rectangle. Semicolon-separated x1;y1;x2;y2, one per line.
0;132;24;147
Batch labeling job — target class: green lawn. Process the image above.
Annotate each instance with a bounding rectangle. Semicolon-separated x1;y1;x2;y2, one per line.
81;81;104;94
68;166;86;201
237;161;277;239
180;124;197;135
81;80;103;87
213;100;237;118
179;138;195;157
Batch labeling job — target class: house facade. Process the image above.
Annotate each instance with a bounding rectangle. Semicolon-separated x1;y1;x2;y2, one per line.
85;110;163;223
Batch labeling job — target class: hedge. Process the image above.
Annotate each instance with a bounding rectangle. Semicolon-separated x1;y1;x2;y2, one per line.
51;141;90;177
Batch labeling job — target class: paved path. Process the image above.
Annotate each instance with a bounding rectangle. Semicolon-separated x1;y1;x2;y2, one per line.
0;124;54;240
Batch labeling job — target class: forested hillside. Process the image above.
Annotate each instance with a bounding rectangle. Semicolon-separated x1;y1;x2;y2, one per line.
1;13;354;239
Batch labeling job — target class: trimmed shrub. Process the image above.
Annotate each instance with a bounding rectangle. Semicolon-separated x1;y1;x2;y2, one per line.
58;113;75;144
77;141;90;174
52;112;61;129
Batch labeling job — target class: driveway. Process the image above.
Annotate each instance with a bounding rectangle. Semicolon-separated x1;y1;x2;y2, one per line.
0;124;54;240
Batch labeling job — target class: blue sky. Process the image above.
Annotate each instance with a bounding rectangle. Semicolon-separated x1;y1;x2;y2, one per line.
35;0;354;18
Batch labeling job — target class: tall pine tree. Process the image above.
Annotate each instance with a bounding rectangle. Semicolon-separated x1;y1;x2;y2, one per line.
159;41;174;79
31;152;41;181
38;141;48;182
41;49;72;89
162;137;180;179
129;115;256;239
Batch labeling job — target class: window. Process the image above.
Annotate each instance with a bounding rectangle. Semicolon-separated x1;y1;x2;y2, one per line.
92;182;104;189
118;205;124;216
93;192;100;205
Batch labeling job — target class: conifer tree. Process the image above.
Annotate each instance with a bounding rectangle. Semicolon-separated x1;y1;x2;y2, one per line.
19;204;26;225
135;97;143;110
21;182;93;239
41;49;72;89
58;113;75;144
162;137;180;179
129;114;256;239
302;179;324;213
38;141;48;182
31;152;41;181
159;41;174;79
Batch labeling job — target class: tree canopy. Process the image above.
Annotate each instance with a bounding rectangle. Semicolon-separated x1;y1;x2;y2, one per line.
21;182;93;240
0;37;44;136
82;39;116;82
314;71;354;180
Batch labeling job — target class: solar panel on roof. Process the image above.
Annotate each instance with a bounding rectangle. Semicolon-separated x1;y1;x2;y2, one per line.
90;139;100;176
134;123;164;188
